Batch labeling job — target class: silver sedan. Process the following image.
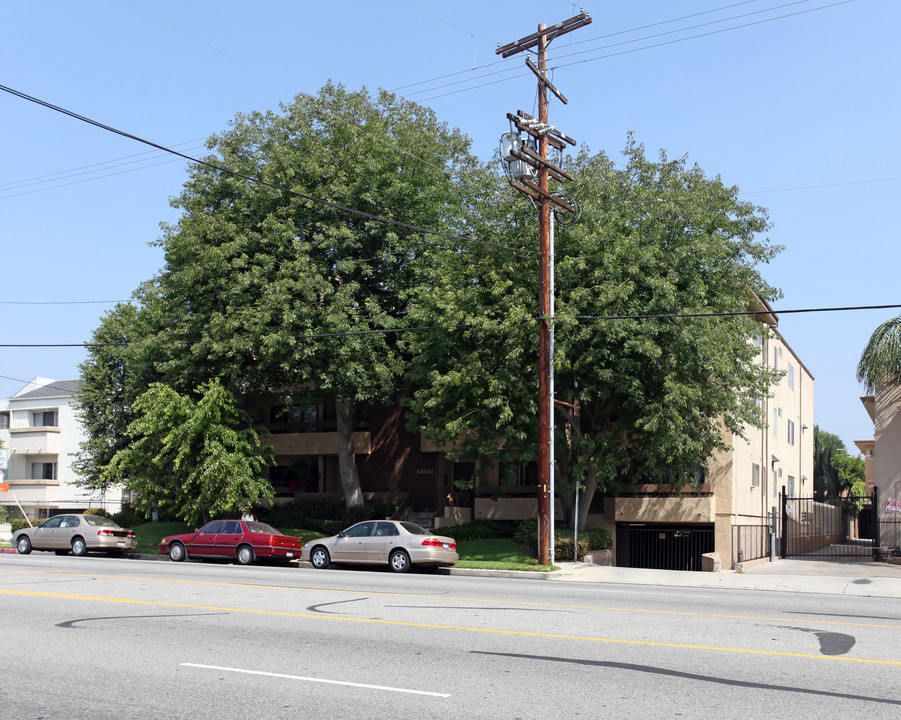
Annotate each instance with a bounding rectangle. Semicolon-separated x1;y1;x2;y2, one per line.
14;514;137;556
302;520;458;573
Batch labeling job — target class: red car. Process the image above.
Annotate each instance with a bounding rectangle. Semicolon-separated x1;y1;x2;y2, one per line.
158;519;304;565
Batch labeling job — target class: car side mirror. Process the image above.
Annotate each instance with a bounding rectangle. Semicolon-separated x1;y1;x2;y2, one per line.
338;530;345;538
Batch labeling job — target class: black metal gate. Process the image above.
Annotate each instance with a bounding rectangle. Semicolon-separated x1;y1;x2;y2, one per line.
781;487;879;560
616;523;714;571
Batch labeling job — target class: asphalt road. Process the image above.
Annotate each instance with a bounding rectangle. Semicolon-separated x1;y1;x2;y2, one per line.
2;553;900;719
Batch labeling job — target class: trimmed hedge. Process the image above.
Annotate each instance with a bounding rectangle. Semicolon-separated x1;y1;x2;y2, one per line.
440;518;517;542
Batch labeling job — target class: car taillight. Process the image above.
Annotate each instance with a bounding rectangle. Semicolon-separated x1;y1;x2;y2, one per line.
421;538;456;549
97;529;114;536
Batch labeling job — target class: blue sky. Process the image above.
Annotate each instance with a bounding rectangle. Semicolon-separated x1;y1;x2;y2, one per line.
2;0;898;454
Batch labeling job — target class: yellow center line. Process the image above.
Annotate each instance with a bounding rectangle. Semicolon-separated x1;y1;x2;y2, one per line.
2;587;900;666
1;566;900;630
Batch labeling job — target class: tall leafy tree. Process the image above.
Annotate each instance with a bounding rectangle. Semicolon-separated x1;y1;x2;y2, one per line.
76;83;485;512
72;302;145;494
857;315;901;392
404;138;780;528
813;425;846;500
103;380;275;525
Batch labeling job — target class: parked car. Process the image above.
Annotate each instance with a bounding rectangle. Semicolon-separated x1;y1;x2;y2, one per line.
14;514;137;556
302;520;458;573
158;519;304;565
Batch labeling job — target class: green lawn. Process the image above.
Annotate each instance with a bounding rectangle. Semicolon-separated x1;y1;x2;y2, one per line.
455;537;556;572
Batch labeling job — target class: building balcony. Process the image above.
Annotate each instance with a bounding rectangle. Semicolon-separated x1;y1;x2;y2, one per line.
8;427;61;455
5;476;60;487
267;430;371;457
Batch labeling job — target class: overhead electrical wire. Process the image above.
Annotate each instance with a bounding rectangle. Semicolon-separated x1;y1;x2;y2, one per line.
415;1;856;101
0;83;533;257
4;303;901;349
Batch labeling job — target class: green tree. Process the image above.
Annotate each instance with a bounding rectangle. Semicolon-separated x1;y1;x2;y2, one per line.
103;380;275;526
72;302;146;493
831;449;866;493
857;315;901;392
404;139;781;528
76;83;484;513
813;425;845;500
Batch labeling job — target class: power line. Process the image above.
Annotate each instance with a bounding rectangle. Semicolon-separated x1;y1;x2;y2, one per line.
0;83;533;257
0;300;126;305
3;303;900;349
416;1;855;101
576;303;901;321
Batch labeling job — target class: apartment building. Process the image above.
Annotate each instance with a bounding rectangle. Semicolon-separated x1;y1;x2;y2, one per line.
0;378;128;519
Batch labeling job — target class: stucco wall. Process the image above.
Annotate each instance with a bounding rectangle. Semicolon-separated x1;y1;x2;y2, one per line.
875;382;901;518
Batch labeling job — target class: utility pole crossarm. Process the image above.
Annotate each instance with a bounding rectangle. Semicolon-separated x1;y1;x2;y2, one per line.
526;58;568;104
495;13;592;57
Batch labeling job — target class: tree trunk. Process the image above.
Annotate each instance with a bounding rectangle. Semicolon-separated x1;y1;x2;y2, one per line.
335;399;364;507
576;467;598;532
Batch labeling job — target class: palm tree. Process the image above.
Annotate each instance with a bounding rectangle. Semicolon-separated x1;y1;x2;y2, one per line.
857;315;901;393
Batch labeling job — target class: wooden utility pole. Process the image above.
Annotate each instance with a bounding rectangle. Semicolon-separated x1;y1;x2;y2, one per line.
497;12;591;565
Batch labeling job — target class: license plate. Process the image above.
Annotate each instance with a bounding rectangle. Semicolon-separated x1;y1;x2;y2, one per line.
286;552;293;557
117;541;126;547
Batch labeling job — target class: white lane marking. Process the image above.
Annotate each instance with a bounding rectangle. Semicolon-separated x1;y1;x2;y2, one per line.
180;663;451;698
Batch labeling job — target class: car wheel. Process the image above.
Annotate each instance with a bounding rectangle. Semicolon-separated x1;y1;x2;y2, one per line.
16;536;32;554
236;545;254;565
389;549;411;573
310;546;330;569
168;542;186;562
71;537;88;556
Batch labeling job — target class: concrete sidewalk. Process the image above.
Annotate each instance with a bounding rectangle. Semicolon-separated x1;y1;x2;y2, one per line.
537;557;901;598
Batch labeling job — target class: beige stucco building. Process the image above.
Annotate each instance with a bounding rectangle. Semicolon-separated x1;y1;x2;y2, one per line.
858;383;901;536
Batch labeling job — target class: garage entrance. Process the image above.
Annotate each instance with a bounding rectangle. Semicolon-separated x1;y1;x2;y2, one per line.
616;523;714;571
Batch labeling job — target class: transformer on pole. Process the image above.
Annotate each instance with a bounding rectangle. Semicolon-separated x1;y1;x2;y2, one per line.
497;12;591;565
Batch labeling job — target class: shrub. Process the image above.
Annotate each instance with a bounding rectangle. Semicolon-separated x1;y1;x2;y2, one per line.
442;518;517;542
112;505;147;529
11;518;36;533
342;501;397;525
585;528;612;550
554;536;590;562
514;518;539;547
321;519;345;536
259;504;308;530
514;520;611;559
83;507;112;518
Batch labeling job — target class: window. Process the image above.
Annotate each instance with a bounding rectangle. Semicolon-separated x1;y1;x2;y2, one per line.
30;462;57;480
774;346;782;371
751;463;760;488
787;364;795;389
32;410;58;427
499;461;538;486
772;408;778;435
788;475;796;497
787;419;795;446
270;403;317;425
0;412;8;429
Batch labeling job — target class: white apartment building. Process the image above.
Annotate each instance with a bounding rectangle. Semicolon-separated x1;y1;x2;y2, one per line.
0;377;128;519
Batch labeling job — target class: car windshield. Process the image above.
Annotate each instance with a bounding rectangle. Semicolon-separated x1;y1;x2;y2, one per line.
84;515;119;527
245;521;280;535
399;522;431;535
